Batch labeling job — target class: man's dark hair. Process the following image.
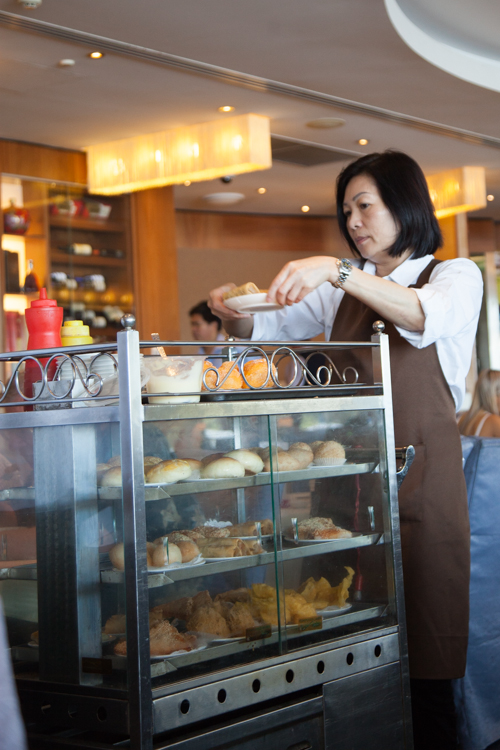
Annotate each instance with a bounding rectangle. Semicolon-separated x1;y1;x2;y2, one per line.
336;150;442;258
189;301;222;330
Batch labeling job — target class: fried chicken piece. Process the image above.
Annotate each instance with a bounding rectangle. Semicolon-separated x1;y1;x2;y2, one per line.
186;605;230;637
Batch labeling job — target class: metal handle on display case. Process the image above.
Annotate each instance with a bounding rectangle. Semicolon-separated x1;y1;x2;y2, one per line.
396;445;415;489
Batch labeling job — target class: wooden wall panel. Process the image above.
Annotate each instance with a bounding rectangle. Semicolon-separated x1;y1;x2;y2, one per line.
435;216;458;261
468;218;496;255
175;210;347;255
130;186;179;341
0;140;86;184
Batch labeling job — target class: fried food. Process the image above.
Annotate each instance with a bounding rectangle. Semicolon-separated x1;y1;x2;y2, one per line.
242;358;278;389
222;282;260;300
215;361;244;391
186;605;230;637
284;590;318;623
114;620;196;656
214;588;251;604
226;602;256;636
297;568;355;610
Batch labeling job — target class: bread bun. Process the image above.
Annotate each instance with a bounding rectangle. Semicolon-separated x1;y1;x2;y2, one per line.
224;449;264;474
216;361;244;390
310;441;324;452
180;458;202;479
222;282;260;300
288;442;314;469
313;440;346;465
200;457;246;479
145;459;192;484
109;542;125;570
242;358;277;389
154;535;200;562
200;452;225;467
96;463;110;482
107;455;121;467
263;451;300;472
101;466;122;487
151;542;182;567
144;456;162;466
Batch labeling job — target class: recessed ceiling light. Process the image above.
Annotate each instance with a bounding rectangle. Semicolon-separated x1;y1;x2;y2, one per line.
257;187;267;194
487;194;495;201
58;59;75;67
218;106;234;113
358;138;369;146
301;205;310;213
89;51;104;59
184;180;191;186
306;118;345;129
204;192;245;205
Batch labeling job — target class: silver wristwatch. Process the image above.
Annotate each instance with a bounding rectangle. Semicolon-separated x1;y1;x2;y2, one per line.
334;257;353;288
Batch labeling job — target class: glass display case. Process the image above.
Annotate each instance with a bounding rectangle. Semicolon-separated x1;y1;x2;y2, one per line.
0;325;411;750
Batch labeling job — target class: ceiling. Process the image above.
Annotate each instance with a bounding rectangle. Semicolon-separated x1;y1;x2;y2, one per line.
1;0;500;219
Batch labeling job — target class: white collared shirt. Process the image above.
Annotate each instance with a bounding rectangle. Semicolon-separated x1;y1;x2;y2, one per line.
251;255;483;411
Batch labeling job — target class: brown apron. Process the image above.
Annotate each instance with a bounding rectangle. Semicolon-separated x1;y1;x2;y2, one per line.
330;257;470;679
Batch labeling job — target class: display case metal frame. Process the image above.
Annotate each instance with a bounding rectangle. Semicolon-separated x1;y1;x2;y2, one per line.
0;325;412;750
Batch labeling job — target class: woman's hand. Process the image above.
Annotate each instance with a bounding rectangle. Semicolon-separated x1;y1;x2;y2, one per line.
266;256;339;306
208;283;254;338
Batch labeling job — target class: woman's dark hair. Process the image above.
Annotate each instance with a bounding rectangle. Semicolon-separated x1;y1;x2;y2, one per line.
336;150;442;258
189;300;222;330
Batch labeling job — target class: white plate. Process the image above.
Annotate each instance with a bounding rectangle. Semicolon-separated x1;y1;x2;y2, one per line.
224;293;284;314
283;531;358;545
312;458;347;466
228;534;273;541
150;643;207;661
147;556;206;572
202;554;263;561
316;602;353;616
210;635;246;644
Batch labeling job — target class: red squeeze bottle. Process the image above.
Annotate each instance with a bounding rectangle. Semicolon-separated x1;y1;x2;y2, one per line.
24;288;63;402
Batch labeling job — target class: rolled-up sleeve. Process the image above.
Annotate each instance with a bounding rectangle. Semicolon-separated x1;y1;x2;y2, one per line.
252;283;339;342
395;259;483;348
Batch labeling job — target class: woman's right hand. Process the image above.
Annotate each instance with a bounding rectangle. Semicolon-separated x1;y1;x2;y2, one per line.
207;283;252;321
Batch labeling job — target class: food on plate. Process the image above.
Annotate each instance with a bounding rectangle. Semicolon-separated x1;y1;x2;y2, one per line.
228;521;263;537
193;525;231;539
226;602;257;636
175;540;200;562
284;590;318;623
312;527;352;540
222;282;260;301
214;588;251;604
198;538;247;558
114;620;196;657
145;459;192;484
263;451;300;473
103;613;127;634
101;466;122;487
200;457;245;479
287;442;314;469
151;541;182;567
309;441;324;452
107;455;121;467
298;567;355;610
241;358;278;389
258;518;274;535
180;458;202;479
200;452;225;467
166;531;193;544
313;440;346;465
242;539;264;555
187;605;230;638
144;456;162;466
223;449;264;475
250;583;318;626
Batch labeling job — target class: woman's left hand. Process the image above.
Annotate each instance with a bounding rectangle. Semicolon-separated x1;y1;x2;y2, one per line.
266;256;339;306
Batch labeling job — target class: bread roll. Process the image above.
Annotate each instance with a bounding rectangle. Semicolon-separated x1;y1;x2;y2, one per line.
198;537;247;558
151;541;182;567
242;358;277;389
288;442;314;469
144;456;162;466
96;463;110;482
263;451;300;472
109;542;125;570
101;466;122;487
200;457;245;479
258;518;274;535
180;458;201;479
222;282;260;300
310;441;324;452
155;535;199;562
229;521;260;537
193;526;231;538
103;613;127;634
146;459;192;484
200;452;225;467
313;440;346;465
223;450;264;475
107;455;121;467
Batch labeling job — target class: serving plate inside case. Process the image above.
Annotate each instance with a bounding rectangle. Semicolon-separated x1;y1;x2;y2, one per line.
283;531;359;545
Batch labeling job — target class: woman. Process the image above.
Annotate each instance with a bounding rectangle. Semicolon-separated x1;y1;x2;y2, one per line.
209;151;483;749
459;369;500;437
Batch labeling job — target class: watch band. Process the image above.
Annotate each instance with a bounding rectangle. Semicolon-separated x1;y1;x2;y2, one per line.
334;258;353;288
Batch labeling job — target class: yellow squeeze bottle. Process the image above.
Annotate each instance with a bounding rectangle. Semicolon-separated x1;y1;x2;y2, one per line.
60;320;94;346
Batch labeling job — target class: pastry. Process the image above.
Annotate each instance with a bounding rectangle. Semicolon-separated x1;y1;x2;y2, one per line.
313;440;346;465
226;602;256;636
180;458;202;479
114;620;196;657
297;517;335;539
144;456;162;466
200;457;245;479
287;442;314;469
101;466;122;487
258;518;273;535
107;455;121;467
193;526;231;539
242;539;264;555
200;453;225;467
202;361;218;390
150;541;182;567
215;361;244;390
222;282;260;300
242;358;277;389
109;542;125;570
312;527;352;540
214;588;251;604
153;595;193;621
155;535;200;562
263;451;300;472
198;537;248;558
187;605;230;637
165;532;192;544
223;449;264;475
145;459;192;484
103;613;127;634
96;463;110;481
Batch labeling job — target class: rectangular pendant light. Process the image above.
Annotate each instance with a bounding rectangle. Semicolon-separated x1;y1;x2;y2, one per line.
427;166;487;218
86;114;272;195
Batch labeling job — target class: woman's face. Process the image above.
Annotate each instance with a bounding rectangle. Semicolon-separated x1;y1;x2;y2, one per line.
343;174;400;264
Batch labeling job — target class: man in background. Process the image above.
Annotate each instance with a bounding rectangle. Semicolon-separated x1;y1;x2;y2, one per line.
189;301;226;364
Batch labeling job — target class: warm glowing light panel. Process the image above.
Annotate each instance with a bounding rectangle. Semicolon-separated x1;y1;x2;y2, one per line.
427;167;487;219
